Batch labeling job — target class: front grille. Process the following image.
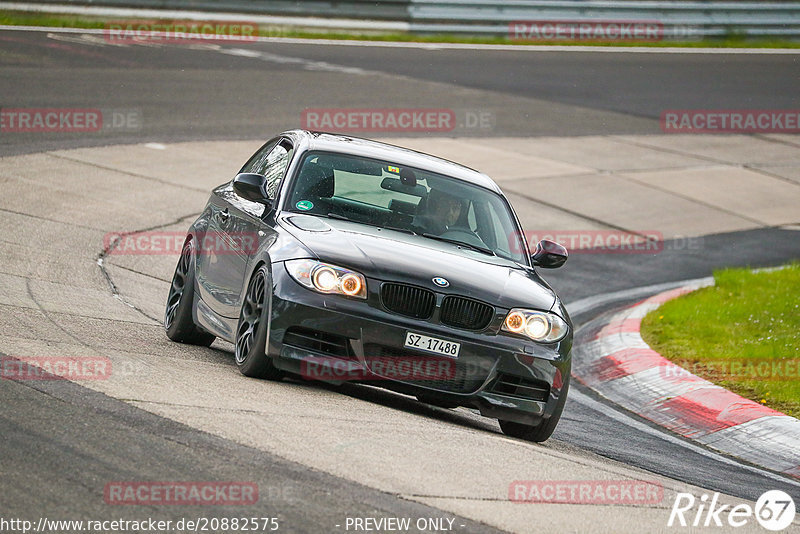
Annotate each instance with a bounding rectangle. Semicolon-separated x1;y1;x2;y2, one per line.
283;327;352;359
440;296;494;330
380;283;435;319
491;374;550;402
363;344;492;394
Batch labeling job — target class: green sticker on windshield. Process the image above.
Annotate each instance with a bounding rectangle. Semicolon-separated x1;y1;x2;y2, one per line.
296;200;314;211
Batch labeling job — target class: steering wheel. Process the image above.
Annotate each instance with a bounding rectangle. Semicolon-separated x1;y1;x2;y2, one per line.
441;226;488;249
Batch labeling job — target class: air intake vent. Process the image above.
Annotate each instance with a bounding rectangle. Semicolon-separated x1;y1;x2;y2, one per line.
381;283;435;319
440;296;494;330
283;327;352;359
491;374;550;402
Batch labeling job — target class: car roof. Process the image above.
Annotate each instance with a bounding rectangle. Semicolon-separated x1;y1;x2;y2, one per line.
281;130;503;194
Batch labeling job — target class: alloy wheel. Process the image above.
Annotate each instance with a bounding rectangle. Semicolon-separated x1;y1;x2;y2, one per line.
235;270;265;364
165;244;191;329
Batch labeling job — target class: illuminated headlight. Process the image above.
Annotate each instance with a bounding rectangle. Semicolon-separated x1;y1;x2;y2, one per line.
285;259;367;299
502;309;568;342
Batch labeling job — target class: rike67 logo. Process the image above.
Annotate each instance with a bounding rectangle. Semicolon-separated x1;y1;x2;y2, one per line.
668;490;796;531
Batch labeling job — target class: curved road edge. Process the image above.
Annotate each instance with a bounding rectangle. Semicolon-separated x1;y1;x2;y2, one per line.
571;279;800;481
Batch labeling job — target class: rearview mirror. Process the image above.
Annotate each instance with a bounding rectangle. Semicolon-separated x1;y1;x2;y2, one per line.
233;173;271;205
531;239;568;269
380;177;427;197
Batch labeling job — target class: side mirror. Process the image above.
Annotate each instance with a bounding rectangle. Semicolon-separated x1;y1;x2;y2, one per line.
233;173;271;205
531;239;568;269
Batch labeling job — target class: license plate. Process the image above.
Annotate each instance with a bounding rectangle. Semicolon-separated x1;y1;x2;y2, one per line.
404;332;460;358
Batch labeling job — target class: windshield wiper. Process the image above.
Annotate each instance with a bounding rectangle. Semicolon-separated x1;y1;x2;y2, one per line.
380;224;417;235
421;233;495;256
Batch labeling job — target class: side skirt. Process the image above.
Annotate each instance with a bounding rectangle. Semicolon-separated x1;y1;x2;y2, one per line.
194;294;238;343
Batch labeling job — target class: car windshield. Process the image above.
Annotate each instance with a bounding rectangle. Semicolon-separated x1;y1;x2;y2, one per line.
285;151;527;263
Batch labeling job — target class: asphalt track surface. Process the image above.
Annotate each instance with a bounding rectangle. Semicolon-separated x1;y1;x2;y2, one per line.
1;29;798;155
1;29;799;532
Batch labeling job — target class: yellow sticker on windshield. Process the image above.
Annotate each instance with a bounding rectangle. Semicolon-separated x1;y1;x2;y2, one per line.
387;166;400;174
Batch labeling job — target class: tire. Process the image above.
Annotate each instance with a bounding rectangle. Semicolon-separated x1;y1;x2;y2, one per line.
499;374;569;443
234;265;283;380
164;241;216;346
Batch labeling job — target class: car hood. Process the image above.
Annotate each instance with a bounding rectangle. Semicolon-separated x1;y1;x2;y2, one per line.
280;214;557;311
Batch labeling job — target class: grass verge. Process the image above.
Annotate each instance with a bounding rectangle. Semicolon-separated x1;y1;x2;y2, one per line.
641;263;800;419
2;10;800;48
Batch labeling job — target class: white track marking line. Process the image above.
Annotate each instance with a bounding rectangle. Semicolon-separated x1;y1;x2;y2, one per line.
217;47;370;75
46;31;128;47
566;276;714;316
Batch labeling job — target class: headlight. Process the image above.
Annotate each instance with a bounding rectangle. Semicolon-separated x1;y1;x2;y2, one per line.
285;259;367;299
502;309;568;342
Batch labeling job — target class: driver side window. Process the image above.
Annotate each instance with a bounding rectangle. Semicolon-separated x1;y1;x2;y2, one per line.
241;139;279;174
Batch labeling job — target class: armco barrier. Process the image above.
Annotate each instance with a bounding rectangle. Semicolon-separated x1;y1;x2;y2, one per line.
10;0;413;21
7;0;800;38
408;0;800;38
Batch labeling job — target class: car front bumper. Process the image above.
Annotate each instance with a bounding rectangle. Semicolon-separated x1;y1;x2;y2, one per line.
267;262;571;426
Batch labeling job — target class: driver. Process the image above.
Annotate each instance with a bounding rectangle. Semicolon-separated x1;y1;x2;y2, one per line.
424;188;463;234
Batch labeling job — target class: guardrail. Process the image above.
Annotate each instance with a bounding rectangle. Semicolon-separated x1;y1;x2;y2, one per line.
409;0;800;38
15;0;412;20
10;0;800;38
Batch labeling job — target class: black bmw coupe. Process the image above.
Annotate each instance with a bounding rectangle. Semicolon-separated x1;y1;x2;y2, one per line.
165;130;572;442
